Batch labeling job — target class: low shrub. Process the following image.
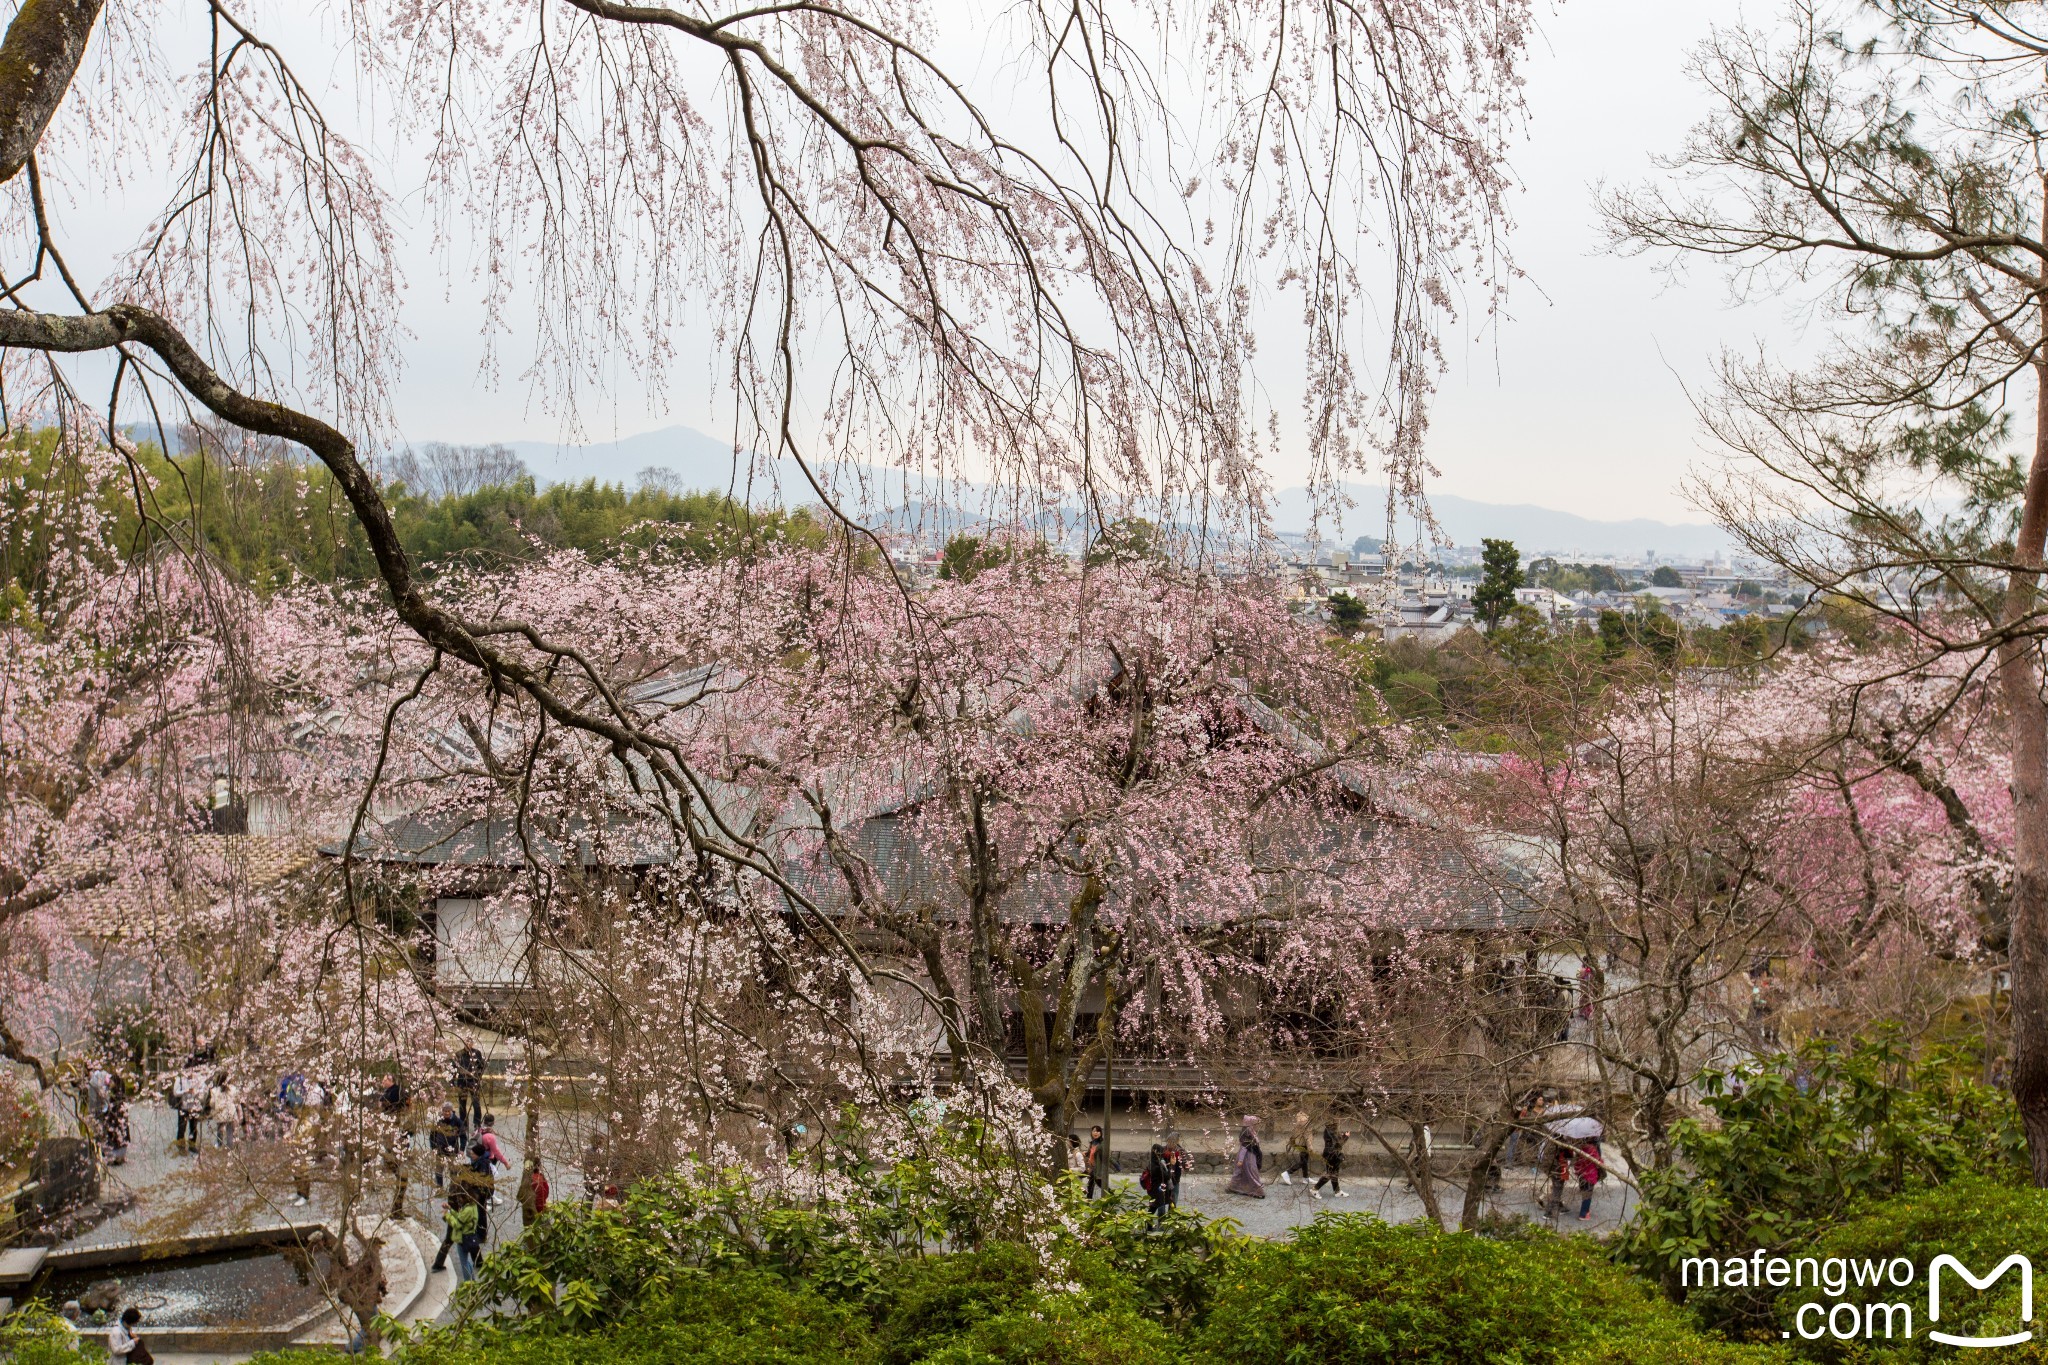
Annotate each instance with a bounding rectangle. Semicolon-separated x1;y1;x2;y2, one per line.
869;1242;1041;1364
1619;1028;2024;1322
1185;1213;1787;1365
1775;1179;2048;1362
912;1300;1178;1365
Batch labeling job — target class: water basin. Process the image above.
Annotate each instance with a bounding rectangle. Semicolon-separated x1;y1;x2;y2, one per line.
37;1245;332;1329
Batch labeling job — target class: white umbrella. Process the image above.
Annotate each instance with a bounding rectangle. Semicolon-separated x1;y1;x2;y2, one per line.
1546;1115;1604;1140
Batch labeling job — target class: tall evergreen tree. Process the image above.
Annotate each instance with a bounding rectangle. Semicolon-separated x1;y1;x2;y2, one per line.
1473;538;1523;630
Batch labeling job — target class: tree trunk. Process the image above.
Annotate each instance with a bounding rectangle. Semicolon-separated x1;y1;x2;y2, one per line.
1457;1101;1515;1231
2001;353;2048;1187
1408;1121;1443;1226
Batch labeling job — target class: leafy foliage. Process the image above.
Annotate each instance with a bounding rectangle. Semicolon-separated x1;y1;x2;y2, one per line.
936;535;1014;584
9;1195;1792;1365
1187;1214;1786;1365
0;433;825;598
1617;1030;2026;1325
1777;1179;2048;1363
1326;589;1370;638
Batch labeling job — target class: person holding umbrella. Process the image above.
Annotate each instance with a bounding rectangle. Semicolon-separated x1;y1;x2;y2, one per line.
1542;1113;1605;1222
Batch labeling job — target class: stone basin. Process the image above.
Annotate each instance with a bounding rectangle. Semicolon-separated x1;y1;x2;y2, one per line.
27;1225;359;1354
38;1244;330;1330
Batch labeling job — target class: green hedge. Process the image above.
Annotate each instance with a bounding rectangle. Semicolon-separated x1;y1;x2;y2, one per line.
1182;1216;1787;1365
1774;1179;2048;1363
18;1213;1788;1365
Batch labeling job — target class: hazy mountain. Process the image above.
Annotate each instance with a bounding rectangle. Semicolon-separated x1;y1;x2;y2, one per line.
503;425;783;496
484;424;1731;558
1271;484;1732;559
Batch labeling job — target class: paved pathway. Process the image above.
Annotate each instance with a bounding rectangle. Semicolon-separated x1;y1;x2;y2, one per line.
1143;1160;1638;1239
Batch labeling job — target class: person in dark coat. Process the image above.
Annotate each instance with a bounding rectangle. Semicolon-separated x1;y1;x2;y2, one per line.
1313;1122;1350;1198
450;1045;485;1132
1144;1143;1174;1223
428;1102;466;1188
1162;1134;1190;1206
1281;1111;1313;1185
1084;1125;1109;1198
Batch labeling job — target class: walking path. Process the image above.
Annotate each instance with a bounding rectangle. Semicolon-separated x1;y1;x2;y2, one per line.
1141;1161;1636;1239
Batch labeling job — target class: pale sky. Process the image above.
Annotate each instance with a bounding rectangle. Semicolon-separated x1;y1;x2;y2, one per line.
1421;0;1793;522
393;0;1790;523
38;0;1794;525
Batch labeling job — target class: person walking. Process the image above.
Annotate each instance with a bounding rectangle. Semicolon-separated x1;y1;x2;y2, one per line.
1545;1137;1604;1221
516;1156;550;1232
211;1077;240;1149
451;1044;485;1134
439;1191;481;1281
1083;1125;1109;1199
428;1102;465;1189
108;1306;152;1364
1224;1130;1266;1199
431;1181;465;1274
1280;1111;1313;1185
1569;1137;1604;1222
86;1063;123;1163
1143;1143;1174;1223
1238;1115;1263;1171
1162;1134;1190;1207
477;1114;509;1172
1312;1122;1350;1199
460;1140;497;1206
103;1073;130;1166
1502;1090;1538;1169
170;1067;202;1154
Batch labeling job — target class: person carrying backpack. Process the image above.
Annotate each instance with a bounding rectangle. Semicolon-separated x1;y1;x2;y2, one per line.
441;1193;482;1282
428;1102;466;1188
1143;1143;1173;1223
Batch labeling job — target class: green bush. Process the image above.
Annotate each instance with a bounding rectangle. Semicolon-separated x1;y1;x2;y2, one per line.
912;1301;1178;1365
371;1272;872;1365
1618;1029;2024;1321
1775;1179;2048;1362
1184;1214;1786;1365
0;1308;102;1365
1061;1187;1240;1326
1384;670;1444;721
869;1243;1041;1364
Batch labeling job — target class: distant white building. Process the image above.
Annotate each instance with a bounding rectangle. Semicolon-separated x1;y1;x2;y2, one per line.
1512;586;1572;621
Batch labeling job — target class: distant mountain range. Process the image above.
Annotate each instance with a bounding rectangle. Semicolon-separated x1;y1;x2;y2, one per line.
1269;484;1732;559
507;423;1732;558
504;424;772;497
131;417;1728;559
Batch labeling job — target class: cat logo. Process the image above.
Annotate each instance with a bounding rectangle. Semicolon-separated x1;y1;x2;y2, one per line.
1929;1254;2034;1349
